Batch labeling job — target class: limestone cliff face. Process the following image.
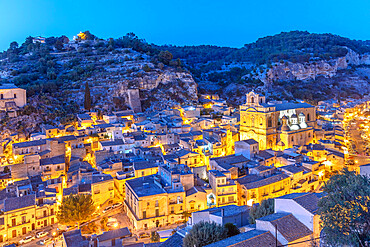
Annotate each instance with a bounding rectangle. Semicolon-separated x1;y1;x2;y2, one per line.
258;49;370;84
115;69;197;100
114;68;198;111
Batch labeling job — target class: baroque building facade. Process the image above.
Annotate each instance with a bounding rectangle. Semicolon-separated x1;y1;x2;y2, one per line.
240;92;316;150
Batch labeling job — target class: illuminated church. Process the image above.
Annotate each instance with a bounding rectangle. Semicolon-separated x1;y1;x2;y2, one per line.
240;91;316;150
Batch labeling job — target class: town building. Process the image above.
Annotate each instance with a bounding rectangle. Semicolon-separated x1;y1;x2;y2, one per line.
240;91;315;150
0;84;26;112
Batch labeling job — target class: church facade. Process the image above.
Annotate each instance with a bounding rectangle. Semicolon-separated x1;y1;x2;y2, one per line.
240;92;316;150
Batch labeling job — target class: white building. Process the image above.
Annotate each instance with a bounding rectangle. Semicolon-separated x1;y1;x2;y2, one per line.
0;84;26;111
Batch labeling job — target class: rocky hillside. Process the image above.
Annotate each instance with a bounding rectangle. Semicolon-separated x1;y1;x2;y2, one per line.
158;31;370;105
0;32;197;136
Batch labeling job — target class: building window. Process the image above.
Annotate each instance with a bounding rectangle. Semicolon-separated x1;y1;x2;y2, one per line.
14;93;16;98
155;200;159;207
143;211;146;219
0;94;3;99
307;113;310;121
155;209;159;217
268;117;272;128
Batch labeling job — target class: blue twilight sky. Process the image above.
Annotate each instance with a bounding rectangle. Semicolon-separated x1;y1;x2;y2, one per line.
0;0;370;51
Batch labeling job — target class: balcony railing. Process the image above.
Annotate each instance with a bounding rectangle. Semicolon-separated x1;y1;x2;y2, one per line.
8;220;31;228
272;188;285;193
169;200;183;205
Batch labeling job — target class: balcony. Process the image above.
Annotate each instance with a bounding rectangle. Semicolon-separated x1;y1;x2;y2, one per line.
272;188;285;194
169;200;183;205
8;220;31;228
36;214;52;220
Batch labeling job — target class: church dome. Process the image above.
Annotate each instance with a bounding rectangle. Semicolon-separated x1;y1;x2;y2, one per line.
298;112;307;129
290;124;300;130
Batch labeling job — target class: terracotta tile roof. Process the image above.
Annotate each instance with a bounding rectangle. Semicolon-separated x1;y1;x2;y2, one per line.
257;213;313;242
205;230;280;247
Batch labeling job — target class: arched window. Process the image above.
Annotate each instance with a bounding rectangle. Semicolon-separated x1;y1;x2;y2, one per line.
308;132;311;138
268;140;273;148
259;117;263;125
291;136;294;142
307;113;310;121
260;98;263;103
268;117;272;128
251;97;254;103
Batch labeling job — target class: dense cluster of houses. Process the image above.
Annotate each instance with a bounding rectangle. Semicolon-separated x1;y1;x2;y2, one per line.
0;90;359;246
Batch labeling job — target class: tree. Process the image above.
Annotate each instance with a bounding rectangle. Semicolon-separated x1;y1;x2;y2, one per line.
142;64;151;72
183;221;228;247
224;223;240;238
3;166;10;174
84;82;91;111
55;40;64;51
318;169;370;246
57;194;96;229
158;50;173;65
9;41;18;51
150;231;160;242
182;211;191;223
249;198;274;224
100;217;109;232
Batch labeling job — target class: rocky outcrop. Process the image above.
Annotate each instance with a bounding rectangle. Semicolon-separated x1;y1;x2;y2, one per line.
258;48;370;84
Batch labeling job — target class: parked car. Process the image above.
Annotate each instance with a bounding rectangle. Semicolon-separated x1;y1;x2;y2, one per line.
19;236;35;244
36;231;48;238
40;237;53;245
103;206;112;213
112;202;122;209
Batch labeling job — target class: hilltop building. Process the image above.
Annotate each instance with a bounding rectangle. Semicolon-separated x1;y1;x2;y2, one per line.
0;84;26;112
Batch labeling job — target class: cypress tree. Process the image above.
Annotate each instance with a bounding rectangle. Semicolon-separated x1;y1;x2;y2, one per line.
84;82;91;111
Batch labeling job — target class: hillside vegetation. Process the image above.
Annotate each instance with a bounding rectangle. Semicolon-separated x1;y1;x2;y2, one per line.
158;31;370;104
0;32;197;136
